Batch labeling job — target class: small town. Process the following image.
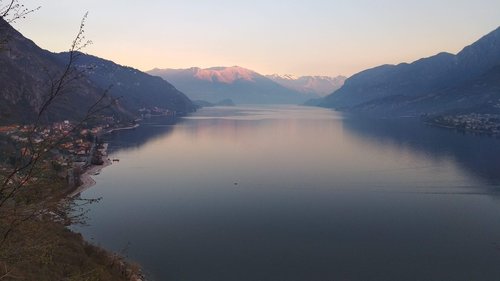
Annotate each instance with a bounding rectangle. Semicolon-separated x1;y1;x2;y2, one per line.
426;113;500;135
0;103;181;194
0;117;134;189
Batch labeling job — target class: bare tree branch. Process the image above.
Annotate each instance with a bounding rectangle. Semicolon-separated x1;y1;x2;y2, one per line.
0;0;40;23
0;11;117;246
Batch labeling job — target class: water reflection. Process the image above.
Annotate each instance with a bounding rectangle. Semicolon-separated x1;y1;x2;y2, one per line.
104;117;178;154
342;117;500;186
80;106;500;281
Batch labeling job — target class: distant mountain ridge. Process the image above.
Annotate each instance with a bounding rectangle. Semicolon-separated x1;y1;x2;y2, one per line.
54;53;196;115
267;74;346;97
0;17;128;124
0;17;195;125
148;66;309;104
320;26;500;116
189;66;255;84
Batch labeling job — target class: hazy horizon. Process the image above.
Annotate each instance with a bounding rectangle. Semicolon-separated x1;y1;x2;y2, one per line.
12;0;500;77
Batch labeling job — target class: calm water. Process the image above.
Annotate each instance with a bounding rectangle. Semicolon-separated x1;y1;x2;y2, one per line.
76;106;500;281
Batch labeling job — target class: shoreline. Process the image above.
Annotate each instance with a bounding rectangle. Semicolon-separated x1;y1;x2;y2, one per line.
424;120;500;137
65;124;146;280
69;158;112;197
68;123;140;198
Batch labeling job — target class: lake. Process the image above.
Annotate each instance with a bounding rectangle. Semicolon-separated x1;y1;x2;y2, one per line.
75;105;500;281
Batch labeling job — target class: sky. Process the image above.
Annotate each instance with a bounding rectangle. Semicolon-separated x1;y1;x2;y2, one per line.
12;0;500;77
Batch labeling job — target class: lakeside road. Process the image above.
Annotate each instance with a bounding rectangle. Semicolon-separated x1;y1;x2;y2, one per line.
106;123;140;134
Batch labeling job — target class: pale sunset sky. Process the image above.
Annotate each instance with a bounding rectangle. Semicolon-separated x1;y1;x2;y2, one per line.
13;0;500;77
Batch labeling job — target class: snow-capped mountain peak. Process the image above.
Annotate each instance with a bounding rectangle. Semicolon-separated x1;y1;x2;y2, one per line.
266;74;347;97
192;66;257;84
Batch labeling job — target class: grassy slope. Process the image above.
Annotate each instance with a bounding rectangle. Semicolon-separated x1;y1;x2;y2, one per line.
1;219;141;281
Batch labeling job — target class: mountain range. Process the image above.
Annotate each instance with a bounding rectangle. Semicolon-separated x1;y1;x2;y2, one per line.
0;17;195;125
147;66;311;104
54;53;195;115
267;74;346;97
0;17;124;124
319;26;500;117
4;13;498;124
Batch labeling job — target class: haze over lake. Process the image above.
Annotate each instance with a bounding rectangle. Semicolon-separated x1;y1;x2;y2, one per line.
76;106;500;281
